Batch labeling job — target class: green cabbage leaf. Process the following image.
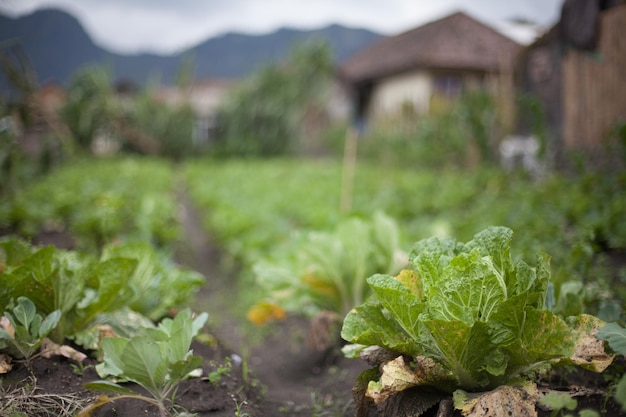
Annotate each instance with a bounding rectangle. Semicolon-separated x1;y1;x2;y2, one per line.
342;226;610;395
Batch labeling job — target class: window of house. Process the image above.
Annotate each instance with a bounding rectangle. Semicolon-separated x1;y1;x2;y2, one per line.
433;75;463;97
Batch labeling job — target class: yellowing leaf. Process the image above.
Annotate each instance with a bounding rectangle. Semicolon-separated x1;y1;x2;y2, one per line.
395;269;423;298
381;356;421;391
301;273;339;299
40;338;88;362
246;301;286;326
568;315;614;372
76;395;116;417
366;355;452;404
0;316;14;338
366;356;420;404
453;382;538;417
0;353;12;373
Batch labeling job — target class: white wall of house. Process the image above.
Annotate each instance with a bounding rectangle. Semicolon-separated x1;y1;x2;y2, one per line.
155;82;232;117
154;80;234;146
326;81;353;122
368;70;432;119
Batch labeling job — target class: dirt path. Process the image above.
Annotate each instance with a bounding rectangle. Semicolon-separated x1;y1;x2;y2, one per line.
176;193;367;416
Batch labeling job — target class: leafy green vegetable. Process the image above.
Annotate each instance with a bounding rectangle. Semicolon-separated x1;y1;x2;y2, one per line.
538;391;577;413
538;391;600;417
250;212;406;322
0;297;61;366
342;226;610;399
182;159;626;321
596;323;626;354
0;237;137;344
596;322;626;411
6;157;180;252
453;381;539;417
102;242;205;321
85;308;208;416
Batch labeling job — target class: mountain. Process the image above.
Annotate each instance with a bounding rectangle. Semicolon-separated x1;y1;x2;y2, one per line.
0;9;111;85
0;8;382;88
188;25;383;79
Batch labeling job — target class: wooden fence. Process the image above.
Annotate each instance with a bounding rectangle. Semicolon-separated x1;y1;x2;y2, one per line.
562;5;626;149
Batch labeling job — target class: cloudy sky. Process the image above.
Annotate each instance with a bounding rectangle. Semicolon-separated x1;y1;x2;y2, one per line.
0;0;564;55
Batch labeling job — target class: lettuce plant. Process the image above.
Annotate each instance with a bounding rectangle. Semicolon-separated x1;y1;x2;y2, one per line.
0;297;61;367
101;242;205;321
83;308;208;417
341;226;611;409
1;237;205;352
0;237;137;344
249;212;406;324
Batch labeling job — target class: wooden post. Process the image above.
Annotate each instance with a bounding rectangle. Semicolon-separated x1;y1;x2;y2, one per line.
340;126;358;213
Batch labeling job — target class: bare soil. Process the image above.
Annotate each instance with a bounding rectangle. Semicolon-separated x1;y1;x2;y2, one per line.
2;340;252;417
173;195;368;416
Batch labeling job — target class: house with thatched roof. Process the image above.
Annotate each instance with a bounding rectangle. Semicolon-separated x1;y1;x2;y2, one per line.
340;11;521;124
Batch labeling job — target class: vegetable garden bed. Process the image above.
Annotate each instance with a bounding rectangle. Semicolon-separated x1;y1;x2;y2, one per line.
1;157;626;416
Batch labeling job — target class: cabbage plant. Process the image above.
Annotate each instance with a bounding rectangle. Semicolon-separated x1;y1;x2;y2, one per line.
0;297;61;367
341;226;611;411
250;212;406;324
0;237;137;344
83;308;208;417
596;323;626;411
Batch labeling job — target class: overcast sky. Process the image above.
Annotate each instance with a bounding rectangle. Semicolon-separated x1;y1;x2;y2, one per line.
0;0;564;55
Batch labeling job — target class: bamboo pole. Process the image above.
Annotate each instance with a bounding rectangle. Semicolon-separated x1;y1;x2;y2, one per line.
340;126;358;213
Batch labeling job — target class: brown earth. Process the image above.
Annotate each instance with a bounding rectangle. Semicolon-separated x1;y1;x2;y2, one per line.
173;195;369;416
1;340;253;417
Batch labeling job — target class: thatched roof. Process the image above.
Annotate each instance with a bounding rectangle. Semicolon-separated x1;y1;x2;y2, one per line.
341;11;522;83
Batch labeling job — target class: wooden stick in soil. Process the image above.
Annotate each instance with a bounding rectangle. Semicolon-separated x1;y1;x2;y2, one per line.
340;126;358;213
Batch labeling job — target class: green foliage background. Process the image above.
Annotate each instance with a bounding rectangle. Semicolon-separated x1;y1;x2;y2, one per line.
214;41;334;157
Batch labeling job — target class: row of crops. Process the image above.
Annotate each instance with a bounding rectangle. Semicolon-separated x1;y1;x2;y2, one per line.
0;157;206;333
0;157;218;416
2;158;180;252
2;155;626;414
2;156;625;324
182;158;626;320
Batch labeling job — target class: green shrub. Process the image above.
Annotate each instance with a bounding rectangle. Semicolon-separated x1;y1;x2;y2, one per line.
359;90;501;168
215;41;333;157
